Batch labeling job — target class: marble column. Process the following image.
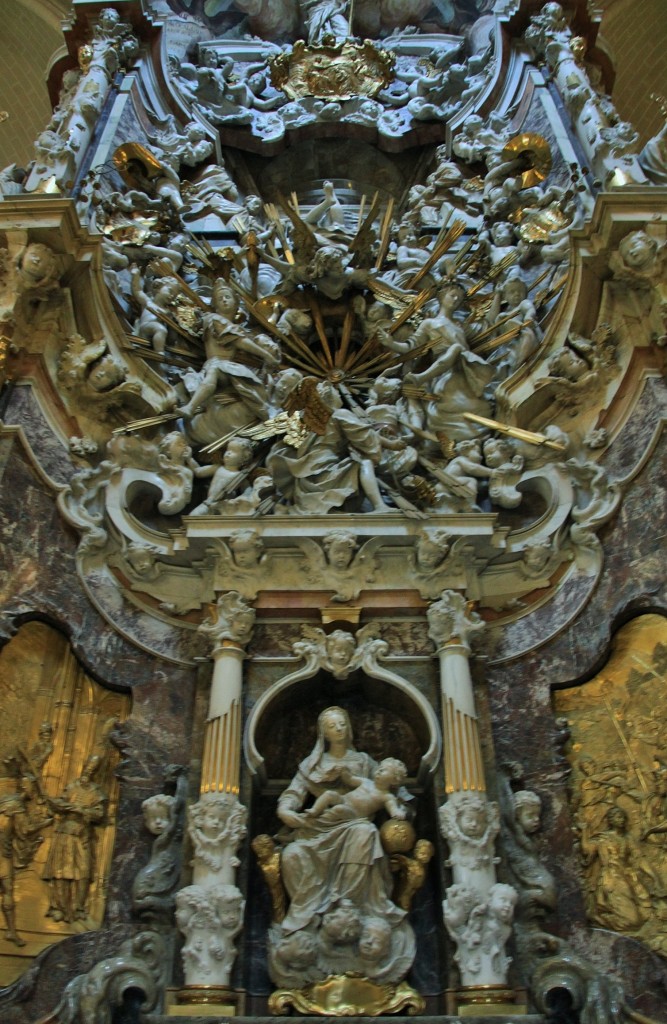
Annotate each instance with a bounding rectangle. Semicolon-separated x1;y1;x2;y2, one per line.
429;591;517;997
175;592;254;993
427;591;486;796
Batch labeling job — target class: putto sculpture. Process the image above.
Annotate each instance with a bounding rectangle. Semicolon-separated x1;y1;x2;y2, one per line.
2;0;667;1017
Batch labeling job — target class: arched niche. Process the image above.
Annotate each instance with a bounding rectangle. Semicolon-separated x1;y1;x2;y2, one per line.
0;620;130;986
244;657;441;790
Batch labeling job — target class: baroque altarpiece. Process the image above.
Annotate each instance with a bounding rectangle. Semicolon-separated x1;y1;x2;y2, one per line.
0;0;667;1020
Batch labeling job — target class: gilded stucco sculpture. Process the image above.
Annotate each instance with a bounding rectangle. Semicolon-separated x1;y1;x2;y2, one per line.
1;0;667;1019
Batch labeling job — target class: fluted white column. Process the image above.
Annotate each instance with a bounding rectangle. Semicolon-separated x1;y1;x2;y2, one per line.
175;592;254;991
427;591;485;795
430;592;517;997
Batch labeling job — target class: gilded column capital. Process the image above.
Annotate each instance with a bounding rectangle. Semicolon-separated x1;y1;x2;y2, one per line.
427;590;484;653
198;591;256;656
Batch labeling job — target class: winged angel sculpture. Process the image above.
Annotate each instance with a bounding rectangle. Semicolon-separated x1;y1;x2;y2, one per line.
50;1;656;651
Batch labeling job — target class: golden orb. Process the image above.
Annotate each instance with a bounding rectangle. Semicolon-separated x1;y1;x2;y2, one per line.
380;818;416;853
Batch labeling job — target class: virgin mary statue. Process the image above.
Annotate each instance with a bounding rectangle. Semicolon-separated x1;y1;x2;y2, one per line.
268;706;416;987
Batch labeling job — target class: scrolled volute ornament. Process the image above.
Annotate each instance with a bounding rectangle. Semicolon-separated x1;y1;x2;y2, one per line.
42;930;166;1024
530;951;628;1024
427;590;484;651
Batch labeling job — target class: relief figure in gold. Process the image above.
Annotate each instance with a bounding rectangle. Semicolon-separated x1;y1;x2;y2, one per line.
42;755;107;923
0;770;52;945
580;806;649;933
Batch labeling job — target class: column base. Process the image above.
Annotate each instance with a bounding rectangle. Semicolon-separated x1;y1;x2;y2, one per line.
446;985;529;1016
165;985;245;1017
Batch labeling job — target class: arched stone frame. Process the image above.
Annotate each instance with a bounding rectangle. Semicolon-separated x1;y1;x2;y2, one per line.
244;650;442;789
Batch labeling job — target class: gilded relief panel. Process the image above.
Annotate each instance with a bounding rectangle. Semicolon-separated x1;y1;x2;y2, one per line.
0;621;130;985
554;614;667;958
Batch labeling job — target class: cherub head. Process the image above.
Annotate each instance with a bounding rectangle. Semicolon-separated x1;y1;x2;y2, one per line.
491;221;514;247
373;757;407;791
223;437;254;473
154;276;180;304
397;223;418;245
413;839;435;864
521;542;551;574
325;631;357;673
229;527;263;569
160;431;192;463
548;347;587;381
88;354;125;392
482;436;513;468
462;114;484;136
323;530;357;571
513;790;542;834
488;882;517;924
216;886;244;930
251;833;276;864
275;930;317;968
126;543;158;577
142;793;175;836
359;917;392;962
185;121;207;143
99;7;120;31
456;794;488;839
502;270;527;305
455;438;482;461
190;793;232;840
618;229;658;271
321;899;361;944
415;529;450;572
19;242;58;285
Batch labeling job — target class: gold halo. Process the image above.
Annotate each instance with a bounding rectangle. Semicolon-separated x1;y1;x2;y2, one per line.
501;132;552;188
112;142;164;188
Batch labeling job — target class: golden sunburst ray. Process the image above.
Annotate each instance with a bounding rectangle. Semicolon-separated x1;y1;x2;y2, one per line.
374;197;395;271
473;320;532;355
111;412;181;435
335;306;356;368
306;294;335;370
406;218;466;290
388;286;435;334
